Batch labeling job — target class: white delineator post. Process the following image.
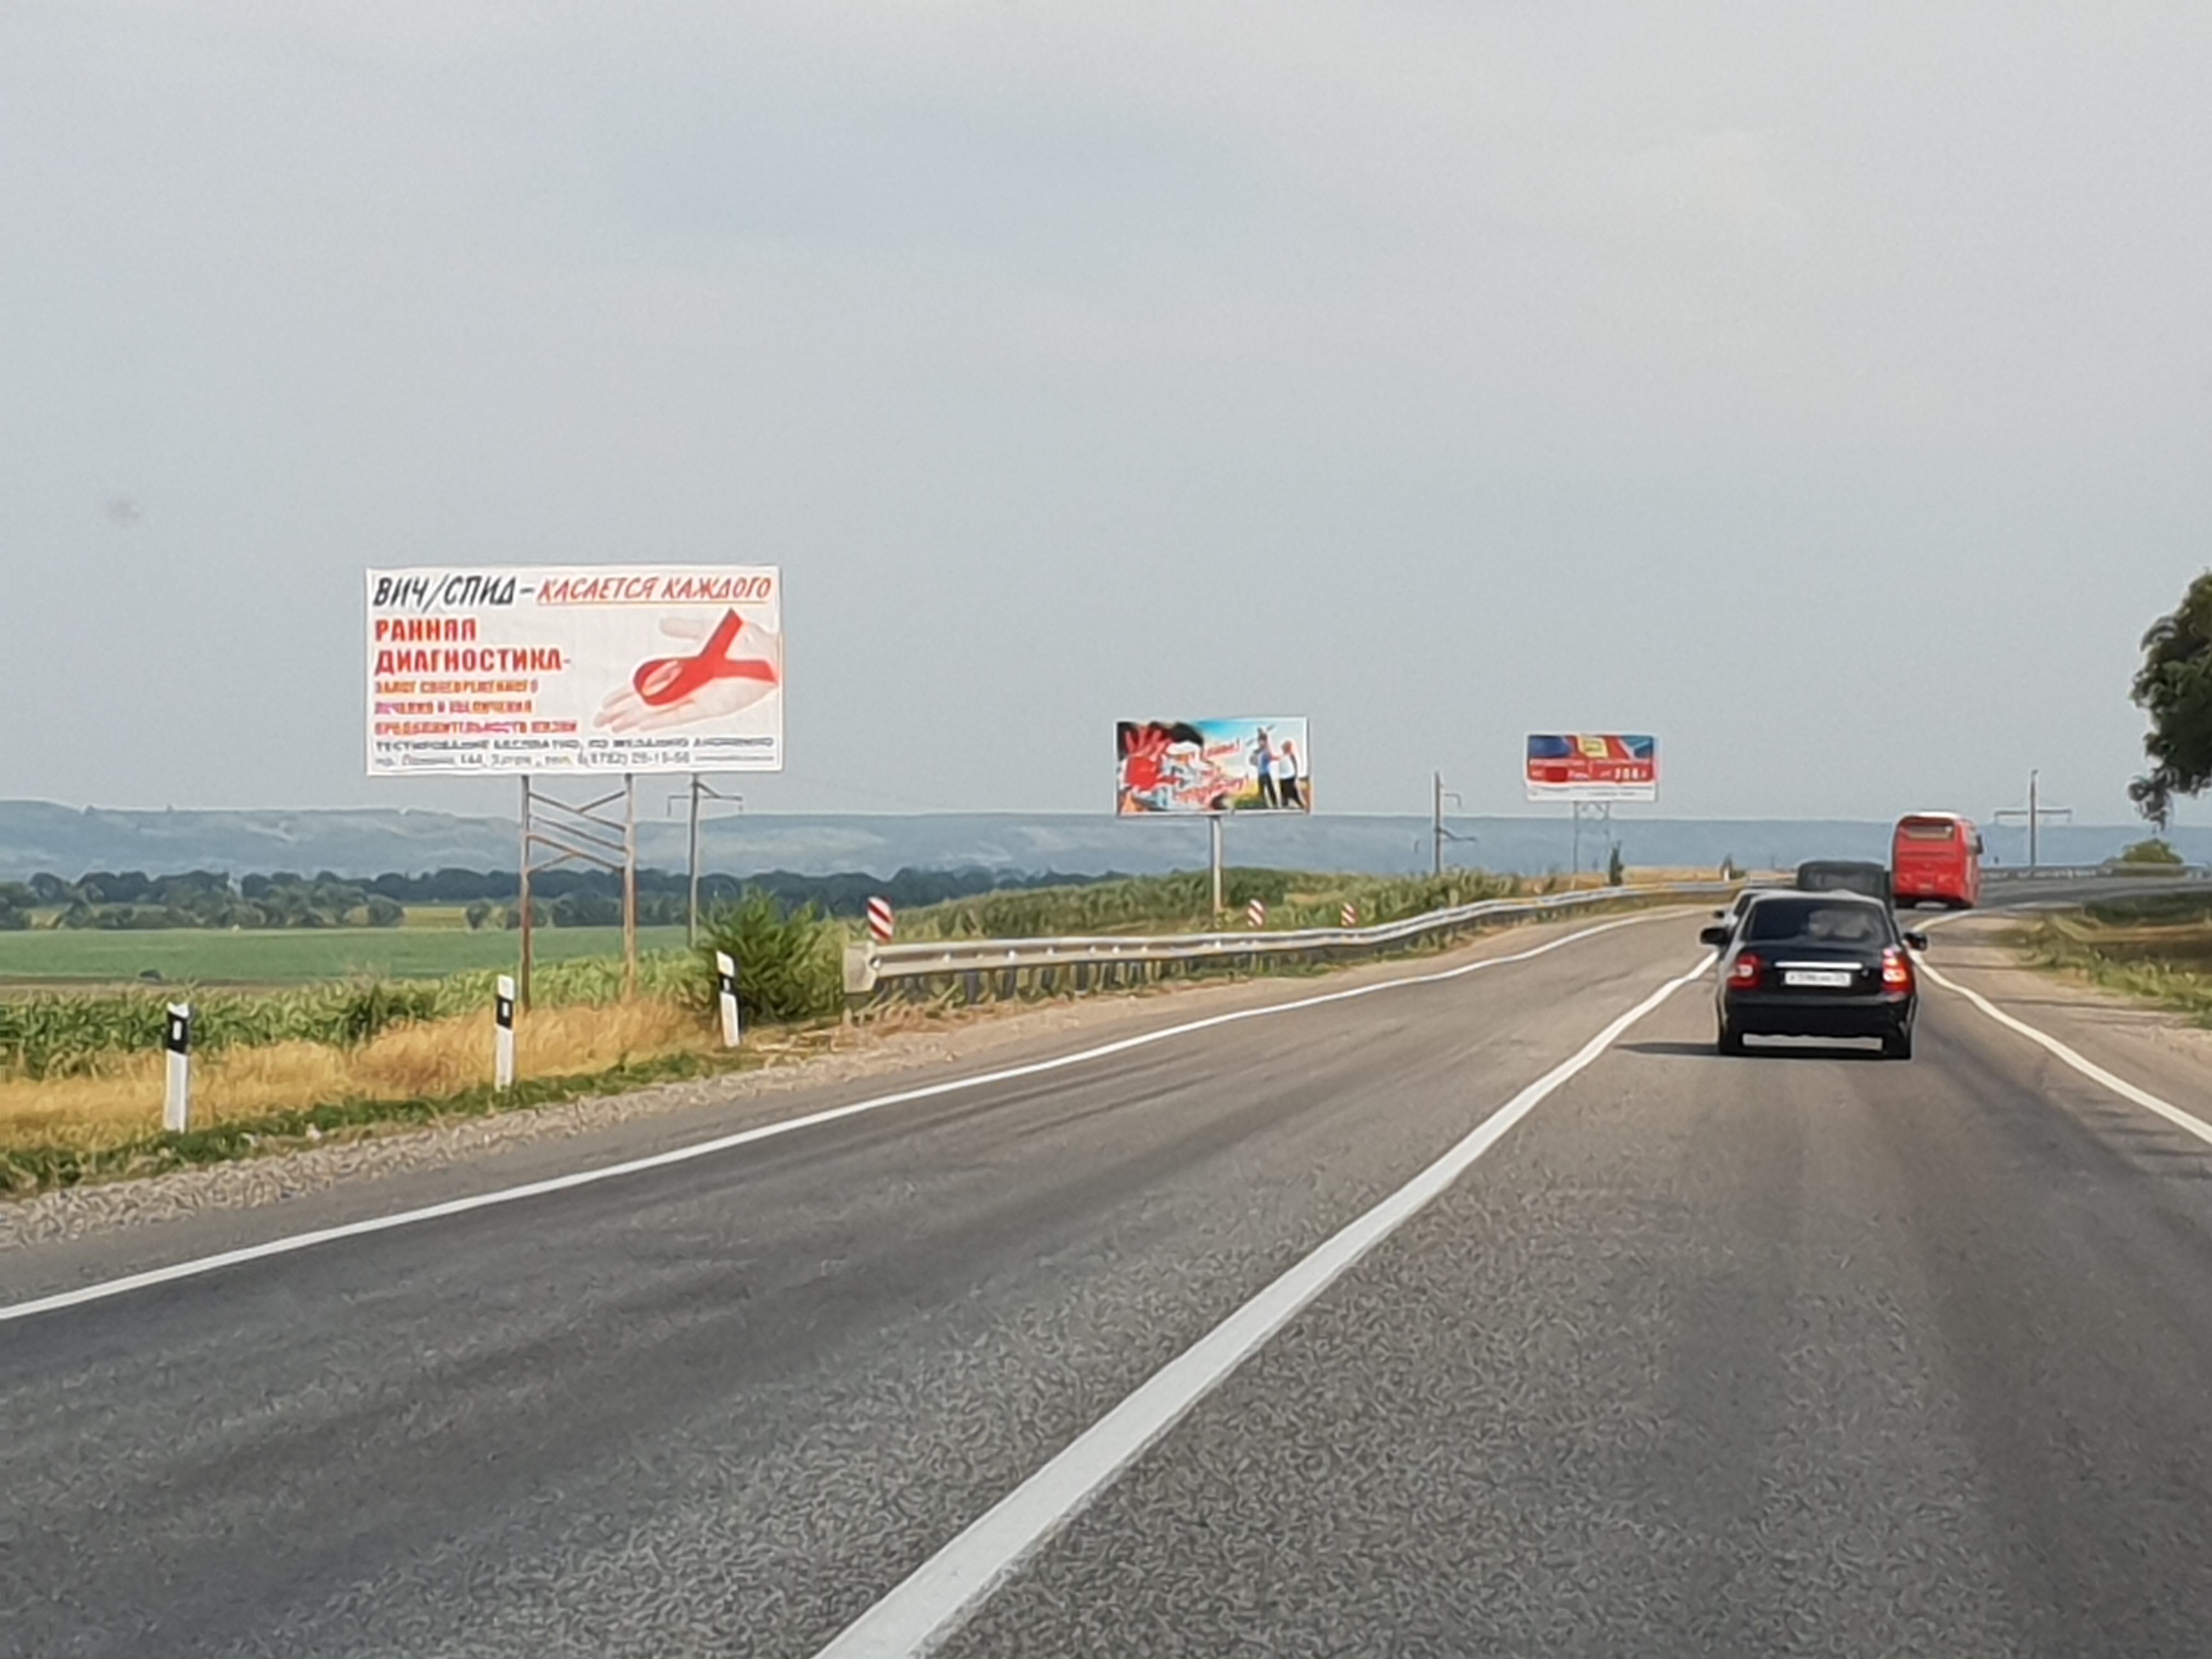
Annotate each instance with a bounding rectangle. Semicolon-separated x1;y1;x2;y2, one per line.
715;950;742;1048
494;975;516;1090
163;1002;191;1133
1340;901;1358;928
1247;898;1268;930
866;896;895;945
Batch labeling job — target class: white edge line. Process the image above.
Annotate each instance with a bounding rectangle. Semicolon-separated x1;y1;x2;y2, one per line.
811;953;1713;1659
1921;960;2212;1149
0;911;1675;1326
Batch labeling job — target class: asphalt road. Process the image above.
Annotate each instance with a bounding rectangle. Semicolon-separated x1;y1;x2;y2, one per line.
5;906;2212;1657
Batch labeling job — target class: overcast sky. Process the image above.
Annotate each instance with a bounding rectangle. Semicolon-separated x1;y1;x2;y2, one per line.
4;2;2209;824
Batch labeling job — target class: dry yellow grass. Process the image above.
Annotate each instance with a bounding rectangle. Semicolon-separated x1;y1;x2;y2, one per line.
0;1000;716;1154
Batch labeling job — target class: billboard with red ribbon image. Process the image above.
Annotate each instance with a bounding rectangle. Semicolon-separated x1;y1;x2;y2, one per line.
1116;719;1311;815
1524;733;1657;801
366;566;783;775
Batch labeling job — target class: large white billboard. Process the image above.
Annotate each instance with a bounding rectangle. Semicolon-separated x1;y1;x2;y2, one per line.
366;566;783;776
1523;733;1657;802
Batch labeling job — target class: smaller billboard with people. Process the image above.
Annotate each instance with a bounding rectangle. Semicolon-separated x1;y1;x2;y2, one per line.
1525;733;1657;801
1116;719;1312;815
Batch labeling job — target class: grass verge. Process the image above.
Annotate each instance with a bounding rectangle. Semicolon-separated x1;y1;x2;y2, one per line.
0;1043;766;1199
2017;898;2212;1025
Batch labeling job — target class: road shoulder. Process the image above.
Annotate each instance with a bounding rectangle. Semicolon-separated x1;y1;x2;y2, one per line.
1923;911;2212;1117
0;908;1691;1306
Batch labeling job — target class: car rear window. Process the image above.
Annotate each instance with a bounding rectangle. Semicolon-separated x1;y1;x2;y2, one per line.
1797;862;1889;895
1743;898;1892;945
1897;820;1957;842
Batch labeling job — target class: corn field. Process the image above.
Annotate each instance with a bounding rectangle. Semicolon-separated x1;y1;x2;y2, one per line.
2;869;1534;1079
890;868;1522;941
0;950;701;1079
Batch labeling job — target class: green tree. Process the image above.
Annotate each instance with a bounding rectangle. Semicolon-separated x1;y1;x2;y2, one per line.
2130;572;2212;826
695;889;841;1024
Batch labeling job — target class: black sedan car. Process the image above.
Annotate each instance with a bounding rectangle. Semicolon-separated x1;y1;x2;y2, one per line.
1700;891;1927;1059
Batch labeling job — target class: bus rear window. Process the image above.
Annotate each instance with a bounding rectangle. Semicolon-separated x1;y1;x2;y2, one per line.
1897;821;1957;842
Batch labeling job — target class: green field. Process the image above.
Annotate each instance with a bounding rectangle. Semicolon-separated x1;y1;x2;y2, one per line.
0;926;695;986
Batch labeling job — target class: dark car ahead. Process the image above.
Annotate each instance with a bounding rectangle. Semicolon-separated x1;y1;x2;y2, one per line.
1700;892;1927;1059
1709;882;1787;936
1796;859;1892;904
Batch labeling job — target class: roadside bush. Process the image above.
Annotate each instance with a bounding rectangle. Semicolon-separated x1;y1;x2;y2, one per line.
693;889;842;1024
2118;837;2185;866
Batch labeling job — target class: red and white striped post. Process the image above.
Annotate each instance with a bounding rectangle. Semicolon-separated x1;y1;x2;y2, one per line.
1246;898;1268;930
866;896;895;945
1340;901;1358;928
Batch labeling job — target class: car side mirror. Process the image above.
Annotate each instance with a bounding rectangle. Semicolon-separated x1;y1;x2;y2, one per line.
1903;930;1929;952
1698;925;1731;947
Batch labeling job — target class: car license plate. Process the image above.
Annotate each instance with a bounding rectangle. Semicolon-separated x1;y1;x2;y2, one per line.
1784;969;1854;988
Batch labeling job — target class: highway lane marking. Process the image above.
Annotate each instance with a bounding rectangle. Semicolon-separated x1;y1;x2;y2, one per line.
1920;960;2212;1150
0;911;1681;1327
810;953;1713;1659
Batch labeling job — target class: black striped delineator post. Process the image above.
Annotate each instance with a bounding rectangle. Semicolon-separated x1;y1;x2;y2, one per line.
866;896;895;945
1246;898;1268;930
494;975;516;1090
163;1002;191;1133
715;950;742;1048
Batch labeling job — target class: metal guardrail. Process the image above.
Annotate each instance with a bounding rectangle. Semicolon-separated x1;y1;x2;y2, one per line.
842;882;1734;1003
1982;864;2212;883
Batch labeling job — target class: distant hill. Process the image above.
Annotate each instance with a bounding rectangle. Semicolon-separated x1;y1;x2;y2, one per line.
0;799;2198;882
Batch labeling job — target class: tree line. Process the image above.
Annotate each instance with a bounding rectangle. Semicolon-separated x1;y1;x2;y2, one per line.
0;866;1105;932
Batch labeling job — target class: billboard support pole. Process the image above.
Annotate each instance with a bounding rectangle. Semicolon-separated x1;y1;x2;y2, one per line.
1210;814;1225;918
518;778;535;1012
1570;802;1614;879
519;778;636;1008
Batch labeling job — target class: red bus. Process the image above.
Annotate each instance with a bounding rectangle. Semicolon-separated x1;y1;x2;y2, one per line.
1891;812;1983;909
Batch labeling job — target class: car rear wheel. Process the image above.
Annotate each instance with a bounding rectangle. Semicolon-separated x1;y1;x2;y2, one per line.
1882;1026;1914;1060
1717;1021;1747;1057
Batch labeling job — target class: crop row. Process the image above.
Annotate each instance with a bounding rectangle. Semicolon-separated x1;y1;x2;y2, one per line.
895;867;1523;940
0;951;701;1079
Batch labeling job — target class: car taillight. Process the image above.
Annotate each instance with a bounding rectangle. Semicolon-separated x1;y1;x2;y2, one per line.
1882;947;1914;990
1728;952;1763;989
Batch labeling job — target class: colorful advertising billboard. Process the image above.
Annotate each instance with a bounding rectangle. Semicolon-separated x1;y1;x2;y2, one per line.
366;566;783;776
1117;719;1312;815
1525;733;1657;801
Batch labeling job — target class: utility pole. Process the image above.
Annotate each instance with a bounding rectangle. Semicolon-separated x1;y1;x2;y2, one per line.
1994;768;2070;869
667;776;745;944
1430;772;1467;877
